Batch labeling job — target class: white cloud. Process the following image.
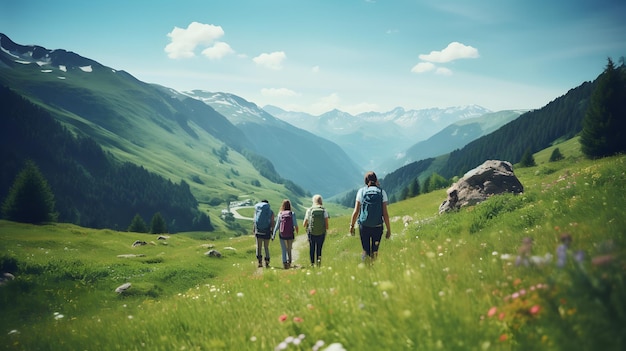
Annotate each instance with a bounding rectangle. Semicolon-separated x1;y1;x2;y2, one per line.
411;62;436;73
253;51;286;70
261;88;300;97
419;42;479;63
201;41;234;59
311;65;320;73
435;67;453;76
165;22;226;59
310;93;341;114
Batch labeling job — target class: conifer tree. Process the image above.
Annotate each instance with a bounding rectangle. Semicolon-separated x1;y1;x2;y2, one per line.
408;177;421;198
519;149;537;167
128;213;148;233
549;148;564;162
150;212;167;234
580;58;626;158
1;160;57;224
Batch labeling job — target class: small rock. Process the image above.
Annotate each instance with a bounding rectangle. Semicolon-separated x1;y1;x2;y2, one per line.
115;283;131;293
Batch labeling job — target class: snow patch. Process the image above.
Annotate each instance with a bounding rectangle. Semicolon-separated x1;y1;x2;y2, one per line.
15;60;30;65
0;46;20;59
57;76;66;80
79;65;92;72
59;65;67;72
40;69;53;73
36;61;49;66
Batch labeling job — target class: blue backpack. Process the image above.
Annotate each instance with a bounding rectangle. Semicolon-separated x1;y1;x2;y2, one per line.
254;202;272;234
358;186;383;227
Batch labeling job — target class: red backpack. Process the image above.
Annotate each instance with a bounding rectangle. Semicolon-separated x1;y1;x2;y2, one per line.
278;211;295;239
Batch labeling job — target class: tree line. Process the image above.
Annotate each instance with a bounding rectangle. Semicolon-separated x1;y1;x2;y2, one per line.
374;58;626;202
0;86;212;232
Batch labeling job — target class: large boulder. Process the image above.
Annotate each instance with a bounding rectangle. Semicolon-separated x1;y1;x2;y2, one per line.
439;160;523;214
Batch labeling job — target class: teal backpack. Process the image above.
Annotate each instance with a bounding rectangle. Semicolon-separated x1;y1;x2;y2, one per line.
358;186;383;227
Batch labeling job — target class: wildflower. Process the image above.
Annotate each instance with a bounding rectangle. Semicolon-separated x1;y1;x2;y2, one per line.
498;312;506;320
293;317;303;323
309;289;317;295
323;343;346;351
53;312;64;320
499;334;508;342
278;314;288;322
529;305;541;315
236;292;244;298
487;307;497;317
275;341;288;351
250;336;257;342
307;303;315;310
312;340;325;351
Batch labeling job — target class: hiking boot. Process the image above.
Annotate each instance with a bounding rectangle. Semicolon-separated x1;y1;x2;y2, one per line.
257;261;263;268
283;262;289;269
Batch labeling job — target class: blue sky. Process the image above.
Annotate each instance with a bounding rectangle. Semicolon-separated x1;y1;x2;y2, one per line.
3;0;625;115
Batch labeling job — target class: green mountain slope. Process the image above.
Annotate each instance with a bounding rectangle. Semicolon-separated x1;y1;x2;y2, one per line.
0;33;301;231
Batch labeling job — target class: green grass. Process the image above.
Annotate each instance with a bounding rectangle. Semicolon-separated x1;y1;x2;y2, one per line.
1;144;625;350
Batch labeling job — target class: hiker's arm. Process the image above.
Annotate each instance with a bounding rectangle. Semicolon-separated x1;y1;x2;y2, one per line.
349;201;360;235
382;201;391;239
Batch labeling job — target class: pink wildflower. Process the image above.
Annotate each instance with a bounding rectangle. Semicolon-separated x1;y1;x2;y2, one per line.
487;307;497;317
279;314;288;322
529;305;541;315
293;317;303;323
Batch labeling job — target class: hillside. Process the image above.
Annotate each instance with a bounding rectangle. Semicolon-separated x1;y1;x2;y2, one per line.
1;144;624;350
180;90;363;197
0;33;316;232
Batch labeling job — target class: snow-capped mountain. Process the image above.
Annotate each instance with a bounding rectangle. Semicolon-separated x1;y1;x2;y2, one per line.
263;104;492;171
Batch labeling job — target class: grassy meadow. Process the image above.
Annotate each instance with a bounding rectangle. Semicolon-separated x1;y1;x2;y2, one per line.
1;140;625;350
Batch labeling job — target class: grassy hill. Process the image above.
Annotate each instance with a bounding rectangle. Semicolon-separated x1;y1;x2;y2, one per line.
1;139;624;350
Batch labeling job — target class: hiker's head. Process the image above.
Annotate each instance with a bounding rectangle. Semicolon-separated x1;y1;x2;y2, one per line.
312;194;323;206
364;171;378;186
261;199;269;204
281;199;291;211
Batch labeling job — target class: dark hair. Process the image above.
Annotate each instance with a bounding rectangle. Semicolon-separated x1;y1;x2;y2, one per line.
364;171;378;186
280;199;291;211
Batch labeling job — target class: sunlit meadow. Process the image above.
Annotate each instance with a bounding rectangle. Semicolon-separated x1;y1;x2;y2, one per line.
1;146;625;350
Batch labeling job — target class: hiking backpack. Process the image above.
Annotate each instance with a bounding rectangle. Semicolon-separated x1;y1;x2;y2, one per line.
308;206;326;235
254;202;272;234
358;186;383;227
278;210;295;239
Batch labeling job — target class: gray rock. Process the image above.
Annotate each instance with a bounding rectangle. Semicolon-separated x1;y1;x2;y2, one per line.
439;160;524;214
205;249;222;258
115;283;131;293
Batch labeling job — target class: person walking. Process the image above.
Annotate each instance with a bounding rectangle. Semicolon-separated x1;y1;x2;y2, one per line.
349;171;391;262
253;200;275;268
273;199;299;269
303;194;329;267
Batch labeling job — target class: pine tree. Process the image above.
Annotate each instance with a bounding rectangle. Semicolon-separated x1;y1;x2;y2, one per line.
549;148;564;162
150;212;167;234
128;214;148;233
1;160;57;224
408;177;420;198
580;58;626;158
519;149;537;167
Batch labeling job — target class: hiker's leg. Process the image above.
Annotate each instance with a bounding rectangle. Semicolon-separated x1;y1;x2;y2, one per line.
316;234;326;265
370;227;384;260
359;225;373;258
263;238;270;264
255;236;263;267
280;238;288;264
285;239;293;264
309;235;315;265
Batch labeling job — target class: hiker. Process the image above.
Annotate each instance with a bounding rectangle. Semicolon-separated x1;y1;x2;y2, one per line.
253;200;275;268
303;194;329;266
273;199;299;269
349;171;391;262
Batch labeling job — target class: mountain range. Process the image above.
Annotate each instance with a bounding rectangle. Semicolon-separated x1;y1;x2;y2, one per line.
0;32;604;232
